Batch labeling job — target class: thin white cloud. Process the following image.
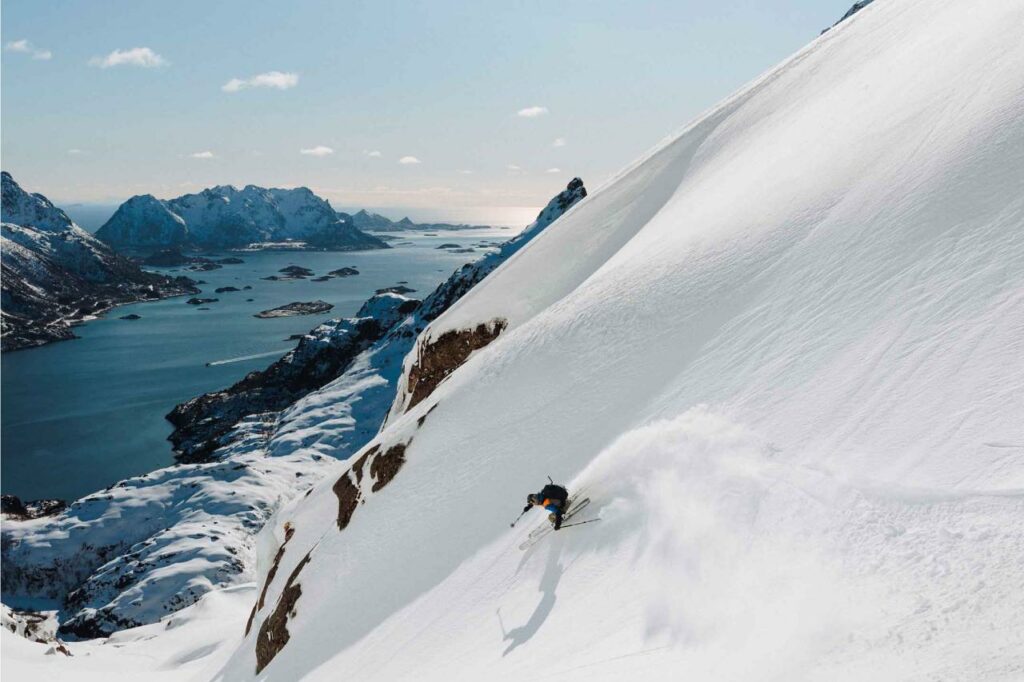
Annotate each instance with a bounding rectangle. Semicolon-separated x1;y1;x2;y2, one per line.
517;106;548;118
457;169;474;175
300;146;334;157
5;39;52;60
506;164;522;171
221;71;298;93
67;149;84;155
364;150;382;158
89;47;168;69
552;137;566;147
398;156;422;165
190;151;215;159
545;168;562;174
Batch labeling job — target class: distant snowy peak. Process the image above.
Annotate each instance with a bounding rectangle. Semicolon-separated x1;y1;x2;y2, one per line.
350;208;491;232
99;194;188;248
97;184;388;250
349;209;396;231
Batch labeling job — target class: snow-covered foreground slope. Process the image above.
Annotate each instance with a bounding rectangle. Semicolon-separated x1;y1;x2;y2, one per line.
223;1;1024;680
2;586;252;681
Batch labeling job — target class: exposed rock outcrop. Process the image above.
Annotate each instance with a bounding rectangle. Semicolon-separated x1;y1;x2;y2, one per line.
0;495;67;520
821;0;876;33
405;321;507;411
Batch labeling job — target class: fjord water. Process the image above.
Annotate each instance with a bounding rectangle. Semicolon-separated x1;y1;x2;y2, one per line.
0;230;514;502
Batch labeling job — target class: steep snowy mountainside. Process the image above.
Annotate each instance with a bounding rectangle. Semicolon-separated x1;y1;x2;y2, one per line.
223;1;1024;680
1;171;80;233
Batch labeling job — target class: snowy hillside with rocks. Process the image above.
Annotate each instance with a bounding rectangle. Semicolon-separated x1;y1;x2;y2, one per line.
97;184;389;251
221;1;1024;679
4;0;1023;679
166;178;586;464
0;172;197;351
0;179;585;648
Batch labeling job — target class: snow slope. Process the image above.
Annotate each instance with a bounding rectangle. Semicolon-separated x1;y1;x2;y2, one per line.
222;1;1024;680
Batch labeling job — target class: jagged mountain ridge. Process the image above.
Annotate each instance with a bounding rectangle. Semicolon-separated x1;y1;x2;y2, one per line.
0;172;198;351
97;184;389;250
349;208;490;232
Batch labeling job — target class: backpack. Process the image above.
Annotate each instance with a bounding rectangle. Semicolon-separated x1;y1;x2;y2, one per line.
539;483;568;502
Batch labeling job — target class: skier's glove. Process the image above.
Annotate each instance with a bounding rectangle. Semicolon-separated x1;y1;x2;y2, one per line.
522;504;532;513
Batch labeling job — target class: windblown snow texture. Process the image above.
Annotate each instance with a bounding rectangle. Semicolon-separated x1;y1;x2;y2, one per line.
225;1;1024;680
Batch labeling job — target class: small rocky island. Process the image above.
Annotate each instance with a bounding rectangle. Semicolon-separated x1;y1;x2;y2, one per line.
376;285;417;295
263;265;314;281
254;301;334;318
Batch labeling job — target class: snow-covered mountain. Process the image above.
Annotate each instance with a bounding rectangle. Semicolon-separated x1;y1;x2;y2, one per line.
220;1;1024;679
4;0;1024;678
0;172;197;351
166;178;587;463
97;185;389;251
0;178;585;642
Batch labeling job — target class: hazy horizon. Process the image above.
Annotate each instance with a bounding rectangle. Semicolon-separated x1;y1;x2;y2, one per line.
57;196;544;231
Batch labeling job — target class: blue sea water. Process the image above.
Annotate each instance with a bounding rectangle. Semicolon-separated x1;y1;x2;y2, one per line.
0;229;514;502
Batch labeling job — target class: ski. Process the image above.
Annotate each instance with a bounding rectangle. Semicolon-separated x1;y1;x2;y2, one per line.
519;497;591;550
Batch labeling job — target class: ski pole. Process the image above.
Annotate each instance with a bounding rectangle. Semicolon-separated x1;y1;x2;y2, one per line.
510;508;529;528
558;518;601;529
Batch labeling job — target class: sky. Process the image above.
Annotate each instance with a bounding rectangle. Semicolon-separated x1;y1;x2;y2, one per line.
2;0;845;224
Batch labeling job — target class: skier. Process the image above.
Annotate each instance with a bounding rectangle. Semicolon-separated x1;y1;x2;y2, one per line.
522;482;570;530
